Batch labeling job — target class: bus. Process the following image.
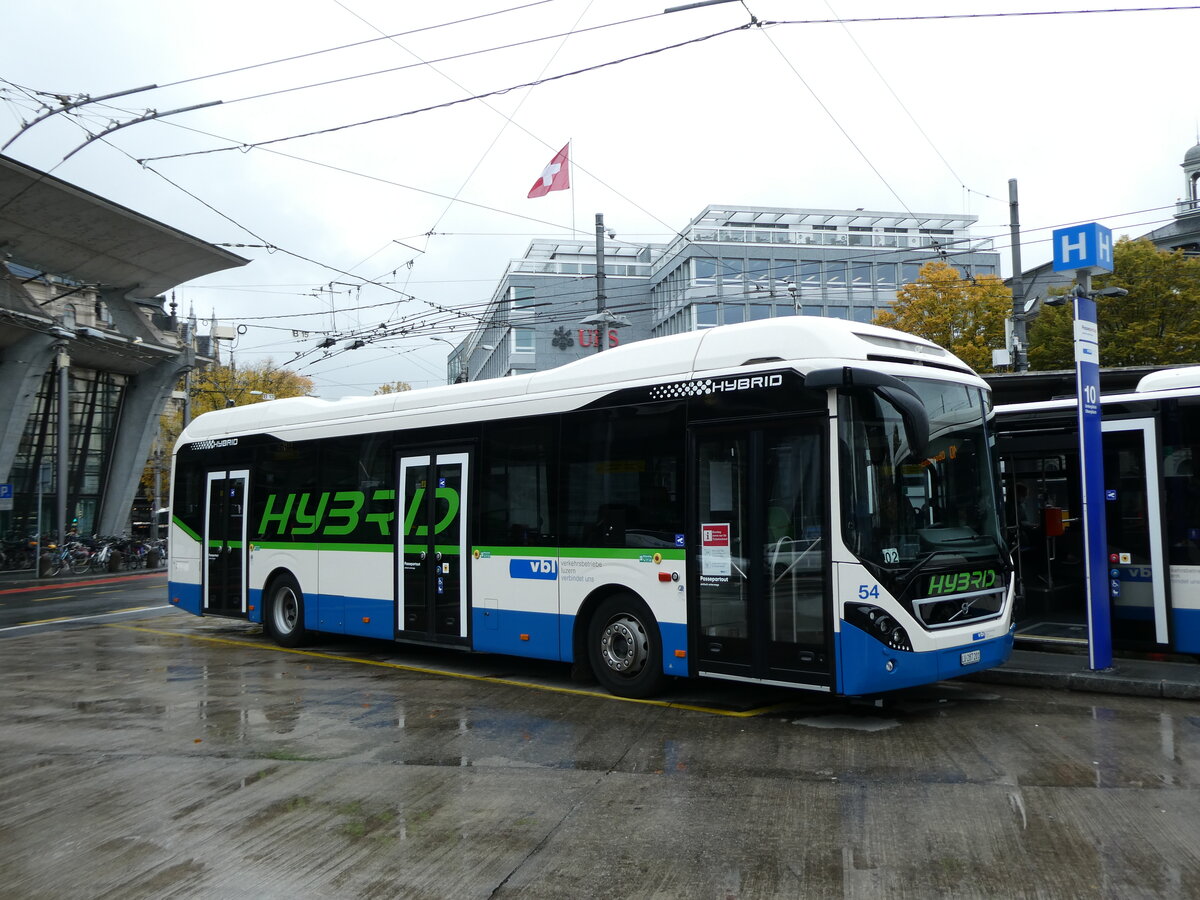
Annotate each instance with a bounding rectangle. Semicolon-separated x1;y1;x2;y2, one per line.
996;365;1200;656
167;317;1014;698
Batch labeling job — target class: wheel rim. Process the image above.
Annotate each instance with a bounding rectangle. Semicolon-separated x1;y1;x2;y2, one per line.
273;586;299;634
599;613;650;678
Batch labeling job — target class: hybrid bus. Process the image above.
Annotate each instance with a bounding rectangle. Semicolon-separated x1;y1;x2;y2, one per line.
168;317;1014;698
996;365;1200;655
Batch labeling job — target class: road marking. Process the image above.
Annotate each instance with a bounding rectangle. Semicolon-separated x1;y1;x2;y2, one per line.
107;623;800;719
1;606;170;631
32;596;71;602
0;571;166;596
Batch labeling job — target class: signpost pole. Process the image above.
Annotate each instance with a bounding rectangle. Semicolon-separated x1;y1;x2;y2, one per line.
1052;223;1114;671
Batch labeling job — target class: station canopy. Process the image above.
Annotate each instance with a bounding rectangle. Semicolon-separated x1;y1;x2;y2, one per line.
0;154;247;298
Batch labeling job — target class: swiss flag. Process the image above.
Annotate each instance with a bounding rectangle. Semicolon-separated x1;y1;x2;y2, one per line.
527;143;570;198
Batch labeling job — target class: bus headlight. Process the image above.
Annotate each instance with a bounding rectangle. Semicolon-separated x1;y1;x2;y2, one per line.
845;603;912;652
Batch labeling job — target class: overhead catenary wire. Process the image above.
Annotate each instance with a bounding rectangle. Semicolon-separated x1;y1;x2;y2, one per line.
133;23;751;164
213;204;1189;367
0;0;569;148
6;7;1189;378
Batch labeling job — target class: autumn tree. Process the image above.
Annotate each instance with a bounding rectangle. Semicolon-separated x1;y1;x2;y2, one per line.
139;360;314;507
872;260;1012;372
1027;237;1200;370
375;380;412;394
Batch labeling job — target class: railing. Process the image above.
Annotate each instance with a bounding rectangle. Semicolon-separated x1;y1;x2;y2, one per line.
649;227;994;274
508;259;654;277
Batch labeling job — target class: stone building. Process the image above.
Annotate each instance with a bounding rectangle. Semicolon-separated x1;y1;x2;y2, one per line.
0;154;246;540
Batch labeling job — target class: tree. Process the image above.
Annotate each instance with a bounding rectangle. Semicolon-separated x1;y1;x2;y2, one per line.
375;380;412;395
873;260;1012;372
1027;237;1200;370
139;360;314;509
188;360;315;414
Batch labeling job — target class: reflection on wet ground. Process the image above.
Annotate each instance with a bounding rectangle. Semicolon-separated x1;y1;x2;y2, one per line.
1;615;1198;898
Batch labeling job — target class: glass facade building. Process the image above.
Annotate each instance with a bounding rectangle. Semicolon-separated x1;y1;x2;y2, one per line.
449;204;999;383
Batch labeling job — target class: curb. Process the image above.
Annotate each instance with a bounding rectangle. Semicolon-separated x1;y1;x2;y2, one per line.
967;662;1200;700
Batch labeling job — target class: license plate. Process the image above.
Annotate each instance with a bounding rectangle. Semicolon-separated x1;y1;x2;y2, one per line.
960;649;981;666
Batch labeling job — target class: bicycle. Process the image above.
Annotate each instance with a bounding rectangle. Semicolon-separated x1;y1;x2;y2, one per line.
46;541;92;576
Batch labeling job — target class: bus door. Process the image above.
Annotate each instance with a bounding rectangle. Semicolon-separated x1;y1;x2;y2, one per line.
398;451;470;644
691;420;831;688
1102;419;1169;646
1003;418;1168;648
203;469;249;616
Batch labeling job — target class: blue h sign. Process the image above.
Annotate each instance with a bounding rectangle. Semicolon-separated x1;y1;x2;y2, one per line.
1052;220;1114;671
1052;223;1114;274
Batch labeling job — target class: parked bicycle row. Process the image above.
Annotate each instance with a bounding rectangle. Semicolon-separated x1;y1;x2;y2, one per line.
5;534;169;577
0;535;41;571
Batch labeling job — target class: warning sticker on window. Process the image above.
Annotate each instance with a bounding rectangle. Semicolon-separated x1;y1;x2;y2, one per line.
701;523;731;577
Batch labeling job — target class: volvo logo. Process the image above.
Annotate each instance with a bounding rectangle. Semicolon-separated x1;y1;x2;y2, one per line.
949;599;977;621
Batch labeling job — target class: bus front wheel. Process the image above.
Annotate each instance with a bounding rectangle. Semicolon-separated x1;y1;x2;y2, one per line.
266;573;308;648
587;594;666;699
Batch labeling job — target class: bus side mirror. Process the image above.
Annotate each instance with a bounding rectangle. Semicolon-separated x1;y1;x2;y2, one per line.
805;366;929;459
875;385;929;459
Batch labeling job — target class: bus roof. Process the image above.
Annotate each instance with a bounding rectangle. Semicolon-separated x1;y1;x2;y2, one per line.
177;317;976;446
996;365;1200;417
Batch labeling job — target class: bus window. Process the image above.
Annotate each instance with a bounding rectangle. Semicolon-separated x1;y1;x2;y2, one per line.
321;434;394;542
480;420;557;547
562;405;685;549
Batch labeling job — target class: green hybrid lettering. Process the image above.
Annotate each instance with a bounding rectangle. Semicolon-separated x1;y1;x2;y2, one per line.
402;487;461;537
929;569;998;596
256;489;396;538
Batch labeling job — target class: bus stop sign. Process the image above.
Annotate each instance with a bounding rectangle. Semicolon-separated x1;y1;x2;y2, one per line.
1052;222;1113;275
1053;222;1114;671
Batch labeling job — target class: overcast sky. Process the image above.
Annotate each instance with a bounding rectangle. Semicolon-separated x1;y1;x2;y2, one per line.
3;1;1198;397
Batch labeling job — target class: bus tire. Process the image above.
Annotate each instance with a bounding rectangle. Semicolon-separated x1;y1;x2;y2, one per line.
265;573;309;648
586;593;666;699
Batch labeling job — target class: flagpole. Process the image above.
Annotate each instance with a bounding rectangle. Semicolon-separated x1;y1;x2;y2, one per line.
569;138;575;240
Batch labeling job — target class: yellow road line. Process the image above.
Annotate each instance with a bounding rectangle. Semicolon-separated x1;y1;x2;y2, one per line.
32;596;71;602
106;623;796;719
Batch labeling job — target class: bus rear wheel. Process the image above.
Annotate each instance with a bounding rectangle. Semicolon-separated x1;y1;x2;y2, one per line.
587;594;666;699
266;573;308;648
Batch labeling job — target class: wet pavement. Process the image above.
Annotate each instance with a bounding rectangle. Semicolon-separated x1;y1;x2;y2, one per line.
4;564;1199;700
1;604;1199;898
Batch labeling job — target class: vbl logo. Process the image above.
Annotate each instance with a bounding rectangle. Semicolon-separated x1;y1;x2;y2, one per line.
509;558;558;581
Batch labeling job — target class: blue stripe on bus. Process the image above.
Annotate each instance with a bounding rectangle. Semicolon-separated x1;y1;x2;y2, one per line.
1113;605;1155;622
660;621;689;677
473;608;562;660
168;580;202;616
836;621;1014;696
172;586;689;678
1173;607;1200;654
307;593;397;640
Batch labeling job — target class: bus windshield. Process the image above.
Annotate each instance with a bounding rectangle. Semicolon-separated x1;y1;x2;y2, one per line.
840;378;1002;573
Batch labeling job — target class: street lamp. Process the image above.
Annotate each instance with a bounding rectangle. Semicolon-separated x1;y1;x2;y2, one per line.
580;311;632;328
430;337;465;384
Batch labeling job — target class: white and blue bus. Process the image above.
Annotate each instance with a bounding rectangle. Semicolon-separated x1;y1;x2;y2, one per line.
996;366;1200;655
168;317;1014;698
